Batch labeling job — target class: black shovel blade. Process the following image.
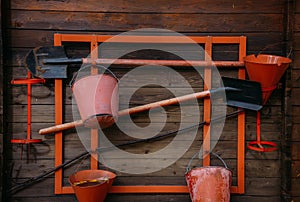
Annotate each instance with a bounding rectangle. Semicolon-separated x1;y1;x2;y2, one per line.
25;46;68;78
222;77;262;111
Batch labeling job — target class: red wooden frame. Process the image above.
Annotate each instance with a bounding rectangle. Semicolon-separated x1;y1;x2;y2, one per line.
53;34;246;194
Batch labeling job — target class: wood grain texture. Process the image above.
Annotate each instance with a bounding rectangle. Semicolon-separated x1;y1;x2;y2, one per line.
11;195;282;202
10;176;281;198
295;14;300;32
8;104;283;126
3;0;291;201
292;142;300;161
6;30;283;50
10;11;283;32
11;0;284;14
294;34;300;50
296;0;300;13
10;158;280;179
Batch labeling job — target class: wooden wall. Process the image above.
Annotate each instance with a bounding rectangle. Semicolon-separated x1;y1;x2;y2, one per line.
1;0;294;201
291;0;300;201
0;0;4;200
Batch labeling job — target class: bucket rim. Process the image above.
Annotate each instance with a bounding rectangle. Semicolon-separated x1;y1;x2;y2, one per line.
244;54;291;65
69;169;117;188
70;169;117;177
185;165;233;176
70;179;109;189
72;73;118;88
70;64;119;86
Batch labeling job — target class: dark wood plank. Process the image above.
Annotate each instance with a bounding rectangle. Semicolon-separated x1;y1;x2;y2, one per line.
291;178;300;196
295;14;300;32
9;103;283;124
11;196;76;202
296;0;300;13
291;88;300;105
244;177;281;196
292;141;300;160
288;197;300;202
10;135;280;161
293;51;300;70
11;157;280;179
4;0;290;201
291;106;300;124
11;194;283;202
292;160;300;178
10;11;283;32
292;124;300;141
11;176;281;197
0;0;4;201
8;116;282;143
10;105;55;123
8;67;284;107
7;30;283;51
291;69;300;87
231;195;281;202
294;33;300;50
11;0;284;14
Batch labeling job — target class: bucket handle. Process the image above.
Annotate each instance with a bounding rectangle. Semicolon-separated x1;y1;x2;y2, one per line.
256;41;292;58
69;64;119;87
185;152;228;174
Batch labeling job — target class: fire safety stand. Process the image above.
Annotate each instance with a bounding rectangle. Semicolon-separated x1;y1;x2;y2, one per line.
52;33;247;194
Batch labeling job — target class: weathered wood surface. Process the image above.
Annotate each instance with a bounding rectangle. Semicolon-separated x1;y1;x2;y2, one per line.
290;4;300;200
0;0;4;201
9;11;283;33
9;137;280;160
293;51;300;69
11;195;282;202
292;142;300;161
6;30;284;50
11;0;284;14
10;176;281;198
10;157;280;179
8;80;284;105
8;104;283;124
3;0;290;201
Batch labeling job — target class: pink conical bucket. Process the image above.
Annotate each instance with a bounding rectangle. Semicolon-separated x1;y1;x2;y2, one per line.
72;73;119;129
244;54;291;105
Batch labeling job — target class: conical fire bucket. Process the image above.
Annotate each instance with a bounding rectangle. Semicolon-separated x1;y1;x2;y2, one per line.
72;73;119;129
69;169;116;202
244;54;291;152
244;54;291;105
185;153;232;202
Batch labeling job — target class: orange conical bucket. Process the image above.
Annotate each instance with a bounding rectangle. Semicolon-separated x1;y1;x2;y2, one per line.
69;169;116;202
244;54;291;105
72;74;119;129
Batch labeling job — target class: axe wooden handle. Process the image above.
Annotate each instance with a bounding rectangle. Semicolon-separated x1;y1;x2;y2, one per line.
39;90;211;135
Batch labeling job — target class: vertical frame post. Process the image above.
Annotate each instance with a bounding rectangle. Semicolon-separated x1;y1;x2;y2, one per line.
90;36;99;169
53;33;63;194
203;36;212;166
236;36;246;194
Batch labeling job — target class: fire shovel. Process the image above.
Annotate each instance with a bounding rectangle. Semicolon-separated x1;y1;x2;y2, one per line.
38;76;262;135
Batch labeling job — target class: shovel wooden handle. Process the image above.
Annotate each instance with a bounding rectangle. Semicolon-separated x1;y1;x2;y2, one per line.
39;90;211;135
39;120;84;135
